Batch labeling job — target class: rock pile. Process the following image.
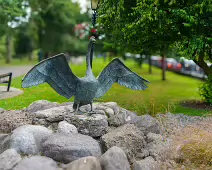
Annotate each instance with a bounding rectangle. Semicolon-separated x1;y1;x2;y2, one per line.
0;100;170;170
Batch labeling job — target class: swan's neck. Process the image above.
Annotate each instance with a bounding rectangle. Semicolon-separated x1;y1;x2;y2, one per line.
86;43;94;76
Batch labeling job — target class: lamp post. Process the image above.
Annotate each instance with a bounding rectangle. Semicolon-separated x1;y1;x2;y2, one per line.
91;0;100;27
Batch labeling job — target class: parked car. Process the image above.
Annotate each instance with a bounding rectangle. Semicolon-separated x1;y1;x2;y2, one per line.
150;56;206;79
166;58;182;72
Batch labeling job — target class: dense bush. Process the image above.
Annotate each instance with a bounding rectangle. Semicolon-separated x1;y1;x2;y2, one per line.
199;76;212;105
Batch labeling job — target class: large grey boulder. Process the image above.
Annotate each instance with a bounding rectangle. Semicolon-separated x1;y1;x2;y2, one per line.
57;121;78;134
25;100;59;113
100;146;130;170
1;125;52;155
133;115;161;135
108;108;138;127
133;157;160;170
0;149;22;170
59;102;74;106
13;156;59;170
33;107;68;123
66;156;102;170
32;106;74;129
144;133;168;161
0;110;32;133
42;133;102;163
100;124;146;163
65;114;108;137
0;134;8;143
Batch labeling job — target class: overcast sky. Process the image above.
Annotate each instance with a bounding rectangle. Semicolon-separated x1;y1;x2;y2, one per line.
72;0;88;13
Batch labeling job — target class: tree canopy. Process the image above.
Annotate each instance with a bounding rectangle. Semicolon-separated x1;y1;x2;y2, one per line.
99;0;212;75
0;0;91;62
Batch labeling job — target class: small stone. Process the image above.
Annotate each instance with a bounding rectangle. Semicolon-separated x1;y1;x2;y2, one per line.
0;149;22;170
133;157;159;170
0;108;5;113
25;100;59;113
13;156;58;170
66;156;101;170
42;133;102;163
104;108;114;117
103;102;120;114
57;121;78;134
100;124;146;163
1;125;52;155
65;114;108;137
181;165;186;170
100;146;130;170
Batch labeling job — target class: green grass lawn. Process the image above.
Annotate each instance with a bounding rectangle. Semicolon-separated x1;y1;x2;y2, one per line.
0;58;210;116
0;57;37;66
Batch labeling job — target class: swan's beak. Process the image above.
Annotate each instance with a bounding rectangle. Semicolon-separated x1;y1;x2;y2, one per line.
90;36;96;44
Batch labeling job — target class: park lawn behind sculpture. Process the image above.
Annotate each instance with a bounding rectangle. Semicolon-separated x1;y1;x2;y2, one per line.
0;54;38;66
0;58;210;116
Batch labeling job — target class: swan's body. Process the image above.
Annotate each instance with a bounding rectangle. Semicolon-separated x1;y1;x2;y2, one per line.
22;37;150;112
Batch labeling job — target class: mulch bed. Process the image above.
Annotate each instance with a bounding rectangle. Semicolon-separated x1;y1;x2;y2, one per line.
180;100;212;110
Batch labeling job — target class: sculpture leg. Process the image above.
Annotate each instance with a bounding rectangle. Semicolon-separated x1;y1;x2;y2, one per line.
76;104;80;112
71;102;80;113
90;103;93;112
88;102;95;115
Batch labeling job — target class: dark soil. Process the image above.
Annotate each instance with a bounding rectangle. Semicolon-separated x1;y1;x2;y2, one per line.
180;100;212;110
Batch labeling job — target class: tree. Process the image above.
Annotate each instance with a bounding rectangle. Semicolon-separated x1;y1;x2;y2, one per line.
28;0;90;55
0;0;91;62
14;24;33;60
0;0;24;36
0;0;25;63
98;0;212;80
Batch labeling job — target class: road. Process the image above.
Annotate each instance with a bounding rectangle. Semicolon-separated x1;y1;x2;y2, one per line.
0;65;32;78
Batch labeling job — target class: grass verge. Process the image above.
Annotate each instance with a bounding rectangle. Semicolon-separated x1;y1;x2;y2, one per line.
0;58;211;116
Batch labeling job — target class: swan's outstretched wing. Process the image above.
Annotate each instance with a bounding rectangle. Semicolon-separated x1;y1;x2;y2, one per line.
22;53;78;99
95;58;150;98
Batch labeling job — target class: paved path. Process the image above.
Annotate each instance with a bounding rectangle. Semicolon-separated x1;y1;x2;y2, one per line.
0;86;23;100
0;65;32;78
0;65;32;100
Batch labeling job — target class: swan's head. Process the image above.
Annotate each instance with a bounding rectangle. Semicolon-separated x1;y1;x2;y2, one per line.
89;36;96;44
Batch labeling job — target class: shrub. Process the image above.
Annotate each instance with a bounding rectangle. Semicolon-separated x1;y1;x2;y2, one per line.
171;121;212;168
199;76;212;105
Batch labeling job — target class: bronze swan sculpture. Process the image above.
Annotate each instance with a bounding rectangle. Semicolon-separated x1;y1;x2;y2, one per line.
22;37;150;112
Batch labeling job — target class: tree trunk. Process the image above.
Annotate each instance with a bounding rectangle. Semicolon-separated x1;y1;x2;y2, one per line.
29;51;33;61
6;35;12;64
194;52;212;77
139;57;143;68
148;55;152;74
161;54;166;81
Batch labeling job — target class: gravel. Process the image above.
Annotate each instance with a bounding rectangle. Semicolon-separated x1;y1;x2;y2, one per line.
156;112;212;137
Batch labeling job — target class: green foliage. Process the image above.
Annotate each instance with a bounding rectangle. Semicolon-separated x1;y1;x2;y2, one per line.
0;0;91;61
0;0;25;36
28;0;89;53
14;25;33;57
99;0;212;73
199;77;212;105
0;0;23;15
